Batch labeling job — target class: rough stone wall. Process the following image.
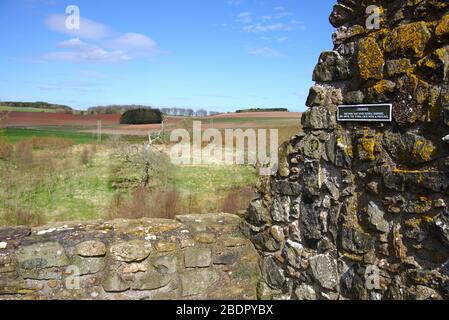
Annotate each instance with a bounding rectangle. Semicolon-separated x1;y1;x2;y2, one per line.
0;214;259;300
244;0;449;300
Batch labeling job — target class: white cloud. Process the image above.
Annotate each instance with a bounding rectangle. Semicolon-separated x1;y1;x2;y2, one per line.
236;12;252;24
44;15;161;64
111;33;157;49
248;47;281;57
236;7;304;34
45;14;111;39
228;0;243;5
109;33;159;57
45;38;131;63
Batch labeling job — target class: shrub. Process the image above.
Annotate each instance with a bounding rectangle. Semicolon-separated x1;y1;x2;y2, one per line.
0;141;13;160
221;187;255;213
15;141;33;167
28;137;73;150
80;147;91;165
106;188;181;220
3;207;45;227
120;108;163;125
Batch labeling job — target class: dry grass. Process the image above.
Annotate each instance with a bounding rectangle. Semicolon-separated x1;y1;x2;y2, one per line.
0;141;13;160
221;186;255;214
27;136;73;150
106;187;180;220
15;140;33;167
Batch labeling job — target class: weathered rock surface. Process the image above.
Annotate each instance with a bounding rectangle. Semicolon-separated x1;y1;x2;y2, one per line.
245;0;449;300
0;214;259;300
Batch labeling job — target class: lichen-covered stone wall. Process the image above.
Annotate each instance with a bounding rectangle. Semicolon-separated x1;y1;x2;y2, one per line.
245;0;449;300
0;214;259;300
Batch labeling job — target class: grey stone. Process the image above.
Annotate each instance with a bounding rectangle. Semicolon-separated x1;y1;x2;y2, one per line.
127;269;172;291
299;135;325;160
20;267;63;280
73;256;105;276
75;240;106;257
329;3;357;28
306;85;343;107
309;254;338;290
343;90;365;104
366;202;390;233
102;267;130;293
313;51;351;82
213;250;239;265
385;59;412;77
152;254;177;274
261;256;285;289
109;240;151;263
302;160;322;197
340;226;373;254
414;285;442;300
434;210;449;247
180;269;219;297
17;242;69;270
0;227;31;241
0;254;17;273
275;181;302;196
184;247;212;268
252;229;281;252
302;106;337;130
294;283;317;300
247;199;272;226
300;200;322;242
270;196;290;223
332;25;364;45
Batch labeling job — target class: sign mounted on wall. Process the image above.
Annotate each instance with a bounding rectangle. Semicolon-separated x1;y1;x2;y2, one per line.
337;104;392;122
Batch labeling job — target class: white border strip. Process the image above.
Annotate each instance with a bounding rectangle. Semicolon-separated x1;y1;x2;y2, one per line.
337;104;393;122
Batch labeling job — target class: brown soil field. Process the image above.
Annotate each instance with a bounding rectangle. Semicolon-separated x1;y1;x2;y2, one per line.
1;112;121;127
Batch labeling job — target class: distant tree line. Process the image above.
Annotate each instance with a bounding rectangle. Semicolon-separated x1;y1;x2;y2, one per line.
88;105;221;117
159;108;221;117
0;101;73;113
87;105;152;115
236;108;289;113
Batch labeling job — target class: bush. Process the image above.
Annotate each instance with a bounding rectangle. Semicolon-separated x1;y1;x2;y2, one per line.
15;141;33;167
80;147;91;165
120;108;163;125
0;142;13;160
28;137;73;150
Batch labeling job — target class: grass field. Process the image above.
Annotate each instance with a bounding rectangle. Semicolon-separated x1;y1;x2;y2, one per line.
3;128;101;144
0;106;59;113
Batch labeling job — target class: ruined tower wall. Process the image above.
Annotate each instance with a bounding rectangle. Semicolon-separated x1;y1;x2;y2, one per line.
245;0;449;300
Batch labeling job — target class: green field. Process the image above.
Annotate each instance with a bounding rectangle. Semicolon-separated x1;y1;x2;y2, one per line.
3;128;100;144
0;106;60;113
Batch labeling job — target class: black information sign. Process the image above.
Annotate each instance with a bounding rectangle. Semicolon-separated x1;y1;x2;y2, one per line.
337;104;392;122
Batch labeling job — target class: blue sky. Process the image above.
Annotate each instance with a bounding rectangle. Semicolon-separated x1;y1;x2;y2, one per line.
0;0;336;112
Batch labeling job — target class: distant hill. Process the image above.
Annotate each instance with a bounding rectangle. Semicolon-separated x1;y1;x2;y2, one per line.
236;108;289;113
0;101;73;113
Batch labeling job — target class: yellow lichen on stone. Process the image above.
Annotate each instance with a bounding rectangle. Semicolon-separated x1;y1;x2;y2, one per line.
358;37;385;81
358;138;376;161
412;139;437;163
337;136;353;158
383;21;431;58
436;13;449;40
406;0;423;6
